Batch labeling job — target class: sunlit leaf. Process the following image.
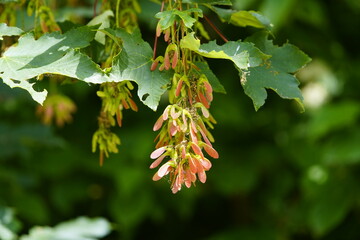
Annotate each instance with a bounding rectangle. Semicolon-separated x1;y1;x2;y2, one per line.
180;32;268;69
20;217;111;240
0;26;107;104
0;23;23;40
106;28;171;111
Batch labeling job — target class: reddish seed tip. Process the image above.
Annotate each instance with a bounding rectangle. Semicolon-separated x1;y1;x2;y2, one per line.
152;172;161;181
121;99;129;109
129;98;138;112
189;157;197;173
150;154;167;169
175;78;183;97
172;50;178;69
116;109;122;127
200;158;212;170
204;144;219;159
153;115;164;131
150;146;167;159
198;92;210;108
164;28;170;42
150;60;159;71
198;170;207;183
164;52;170;70
191;142;204;158
156;24;162;37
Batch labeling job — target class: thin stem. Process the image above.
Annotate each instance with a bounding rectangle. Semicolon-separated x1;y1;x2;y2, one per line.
116;0;121;28
93;0;98;17
203;15;228;43
34;0;39;37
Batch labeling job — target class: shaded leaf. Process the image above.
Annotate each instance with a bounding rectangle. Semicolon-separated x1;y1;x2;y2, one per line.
106;28;171;111
0;23;23;40
242;31;311;110
210;7;273;30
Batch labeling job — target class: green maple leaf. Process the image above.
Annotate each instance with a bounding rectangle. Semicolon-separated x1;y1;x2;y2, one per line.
0;0;20;3
180;32;269;69
0;23;23;40
155;8;203;30
182;0;232;5
0;26;108;104
243;31;311;111
106;28;172;111
209;7;272;30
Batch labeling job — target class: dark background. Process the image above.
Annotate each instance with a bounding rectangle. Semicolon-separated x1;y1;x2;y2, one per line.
1;0;360;239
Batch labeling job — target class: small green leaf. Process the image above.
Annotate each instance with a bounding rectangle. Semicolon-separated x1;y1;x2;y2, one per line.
155;9;202;30
183;0;232;5
194;61;226;94
242;31;311;111
0;23;24;40
210;7;272;29
155;11;177;30
106;28;171;111
180;32;268;69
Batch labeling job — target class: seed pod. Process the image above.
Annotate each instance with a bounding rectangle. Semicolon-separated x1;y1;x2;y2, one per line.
150;154;167;169
198;170;207;183
164;52;170;70
156;23;162;37
150;146;167;159
198;92;210;108
128;98;138;112
121;99;129;109
116;108;122;127
153;115;164;131
172;49;178;69
150;60;159;71
164;28;170;42
203;143;219;159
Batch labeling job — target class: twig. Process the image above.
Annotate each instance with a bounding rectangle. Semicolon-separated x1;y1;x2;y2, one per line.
203;15;228;42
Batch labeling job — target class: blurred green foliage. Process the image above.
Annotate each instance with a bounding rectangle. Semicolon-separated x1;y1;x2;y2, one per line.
1;0;360;239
